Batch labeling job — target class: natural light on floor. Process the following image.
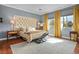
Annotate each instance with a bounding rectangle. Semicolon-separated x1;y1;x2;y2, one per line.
47;37;64;44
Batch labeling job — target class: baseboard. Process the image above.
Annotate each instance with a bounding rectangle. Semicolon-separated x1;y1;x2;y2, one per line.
0;37;17;41
0;38;7;41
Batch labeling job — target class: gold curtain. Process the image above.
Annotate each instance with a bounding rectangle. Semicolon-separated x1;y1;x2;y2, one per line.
54;10;61;38
73;5;79;33
44;14;48;31
73;5;79;41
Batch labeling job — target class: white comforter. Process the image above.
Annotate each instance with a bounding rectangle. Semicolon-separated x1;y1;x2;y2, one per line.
19;30;46;42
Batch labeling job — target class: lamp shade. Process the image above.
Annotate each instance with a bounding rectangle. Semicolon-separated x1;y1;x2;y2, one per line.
10;20;15;24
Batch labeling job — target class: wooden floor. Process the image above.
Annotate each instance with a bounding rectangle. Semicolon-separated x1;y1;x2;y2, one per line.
0;37;79;54
0;38;25;54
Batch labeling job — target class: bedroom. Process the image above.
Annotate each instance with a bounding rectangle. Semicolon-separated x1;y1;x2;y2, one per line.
0;4;79;54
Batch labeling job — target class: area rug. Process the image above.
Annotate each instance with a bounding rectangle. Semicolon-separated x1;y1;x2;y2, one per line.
10;37;77;54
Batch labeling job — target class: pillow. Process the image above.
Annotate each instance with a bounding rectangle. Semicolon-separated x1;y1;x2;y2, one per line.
14;26;23;31
32;27;36;31
22;26;27;33
27;27;36;32
21;26;36;33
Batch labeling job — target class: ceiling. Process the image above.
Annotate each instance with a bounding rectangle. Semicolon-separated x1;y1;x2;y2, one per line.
3;4;75;15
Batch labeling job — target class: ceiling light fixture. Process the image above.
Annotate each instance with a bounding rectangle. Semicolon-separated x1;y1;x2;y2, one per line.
39;8;42;11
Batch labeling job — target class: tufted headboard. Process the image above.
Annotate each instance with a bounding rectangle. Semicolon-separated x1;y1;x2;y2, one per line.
12;16;37;29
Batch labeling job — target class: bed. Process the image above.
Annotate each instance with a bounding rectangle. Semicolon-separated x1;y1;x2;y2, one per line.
19;30;46;42
13;16;47;42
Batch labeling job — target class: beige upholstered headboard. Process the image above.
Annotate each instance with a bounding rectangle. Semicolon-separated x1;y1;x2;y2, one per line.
12;16;37;29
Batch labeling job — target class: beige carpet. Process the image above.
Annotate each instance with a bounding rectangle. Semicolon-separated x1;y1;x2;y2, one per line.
11;37;77;54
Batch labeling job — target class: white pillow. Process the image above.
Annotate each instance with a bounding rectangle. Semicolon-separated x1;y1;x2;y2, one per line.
22;27;27;32
14;26;23;31
28;27;36;31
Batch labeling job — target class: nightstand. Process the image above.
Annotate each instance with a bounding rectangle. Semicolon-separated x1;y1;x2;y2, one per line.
7;30;19;40
70;31;78;41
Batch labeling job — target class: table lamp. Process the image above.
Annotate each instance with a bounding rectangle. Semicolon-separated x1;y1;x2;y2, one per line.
10;19;15;30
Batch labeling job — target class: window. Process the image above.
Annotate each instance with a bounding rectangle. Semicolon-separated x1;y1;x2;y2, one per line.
61;15;73;38
48;18;54;36
61;15;73;28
